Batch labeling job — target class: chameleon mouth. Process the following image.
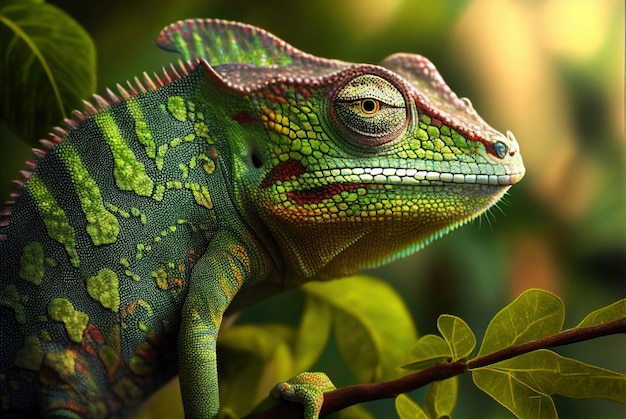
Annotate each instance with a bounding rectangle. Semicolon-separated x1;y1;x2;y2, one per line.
283;169;523;205
262;158;524;188
307;167;525;187
261;159;524;205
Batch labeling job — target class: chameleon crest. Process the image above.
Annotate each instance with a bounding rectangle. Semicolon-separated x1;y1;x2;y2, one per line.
0;19;524;418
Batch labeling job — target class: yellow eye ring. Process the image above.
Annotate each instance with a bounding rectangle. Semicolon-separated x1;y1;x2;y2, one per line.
360;99;380;115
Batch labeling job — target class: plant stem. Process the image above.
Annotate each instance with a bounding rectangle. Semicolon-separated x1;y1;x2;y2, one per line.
248;317;626;418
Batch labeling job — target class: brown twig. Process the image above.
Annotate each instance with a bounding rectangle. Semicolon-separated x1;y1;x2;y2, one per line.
248;317;626;418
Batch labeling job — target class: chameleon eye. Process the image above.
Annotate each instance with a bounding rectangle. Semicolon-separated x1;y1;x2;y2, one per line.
332;74;408;146
360;99;380;114
493;141;508;159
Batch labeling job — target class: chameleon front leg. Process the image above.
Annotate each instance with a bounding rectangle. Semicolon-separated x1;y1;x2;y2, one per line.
177;231;259;418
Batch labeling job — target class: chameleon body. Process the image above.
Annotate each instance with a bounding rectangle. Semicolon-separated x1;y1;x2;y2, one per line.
0;19;524;417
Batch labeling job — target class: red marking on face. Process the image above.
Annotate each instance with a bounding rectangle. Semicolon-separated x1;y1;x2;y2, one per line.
232;112;255;123
287;183;371;205
260;159;308;189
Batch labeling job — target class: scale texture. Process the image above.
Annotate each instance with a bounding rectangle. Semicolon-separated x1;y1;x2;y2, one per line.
0;19;524;418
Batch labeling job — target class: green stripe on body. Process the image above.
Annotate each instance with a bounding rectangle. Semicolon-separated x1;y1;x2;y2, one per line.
26;175;80;267
126;99;157;159
58;142;120;245
95;111;154;197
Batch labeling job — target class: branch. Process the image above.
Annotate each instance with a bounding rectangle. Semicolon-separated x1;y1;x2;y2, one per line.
248;317;626;418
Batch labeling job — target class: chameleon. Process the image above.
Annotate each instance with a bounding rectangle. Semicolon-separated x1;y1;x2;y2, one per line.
0;18;524;418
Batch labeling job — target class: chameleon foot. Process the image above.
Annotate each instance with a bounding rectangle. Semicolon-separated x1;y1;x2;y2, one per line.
271;372;336;419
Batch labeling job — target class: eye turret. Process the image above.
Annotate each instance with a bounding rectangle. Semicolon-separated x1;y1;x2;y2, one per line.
332;74;408;146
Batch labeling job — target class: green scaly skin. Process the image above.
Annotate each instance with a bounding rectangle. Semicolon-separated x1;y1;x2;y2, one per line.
0;19;524;418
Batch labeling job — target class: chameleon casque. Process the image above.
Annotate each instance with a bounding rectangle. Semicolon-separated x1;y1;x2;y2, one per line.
0;19;524;418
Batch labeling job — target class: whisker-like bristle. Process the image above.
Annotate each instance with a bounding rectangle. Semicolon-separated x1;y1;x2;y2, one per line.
133;76;147;93
53;126;68;136
32;148;46;159
82;99;98;116
62;118;77;129
93;94;110;110
143;72;157;90
106;88;120;104
152;72;164;87
125;80;139;96
178;59;189;76
117;83;131;99
169;63;181;79
72;109;87;121
39;139;55;150
161;67;173;84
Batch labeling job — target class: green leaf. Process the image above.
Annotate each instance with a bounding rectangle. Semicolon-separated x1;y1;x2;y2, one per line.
0;1;96;142
302;276;417;382
294;293;333;372
478;289;564;357
473;366;557;419
473;349;626;418
337;404;375;419
497;349;624;402
217;324;297;417
437;314;476;361
401;334;451;371
576;298;626;328
424;377;458;419
424;377;459;419
395;394;429;419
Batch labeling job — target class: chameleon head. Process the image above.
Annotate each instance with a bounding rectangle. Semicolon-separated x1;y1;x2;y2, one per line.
157;19;524;280
240;56;524;279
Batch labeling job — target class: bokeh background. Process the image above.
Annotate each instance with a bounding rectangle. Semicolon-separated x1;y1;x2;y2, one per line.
1;0;624;417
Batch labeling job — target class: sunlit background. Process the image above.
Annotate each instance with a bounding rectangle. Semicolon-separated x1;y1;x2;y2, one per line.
1;0;623;417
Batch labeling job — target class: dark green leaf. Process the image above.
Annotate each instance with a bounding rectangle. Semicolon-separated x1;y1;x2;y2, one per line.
0;1;96;142
478;289;564;356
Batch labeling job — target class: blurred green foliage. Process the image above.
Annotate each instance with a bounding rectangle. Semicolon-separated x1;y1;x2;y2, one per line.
0;0;95;142
1;0;623;417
